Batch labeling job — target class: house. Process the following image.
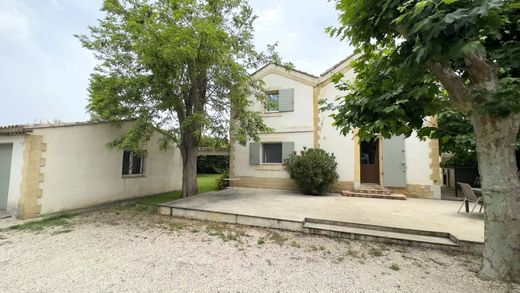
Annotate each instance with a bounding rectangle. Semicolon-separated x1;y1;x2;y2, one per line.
230;57;442;199
0;121;182;219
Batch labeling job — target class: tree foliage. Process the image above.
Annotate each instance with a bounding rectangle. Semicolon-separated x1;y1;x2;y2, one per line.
199;135;229;149
328;0;520;282
78;0;282;149
438;109;520;167
327;0;519;140
437;109;477;166
78;0;289;196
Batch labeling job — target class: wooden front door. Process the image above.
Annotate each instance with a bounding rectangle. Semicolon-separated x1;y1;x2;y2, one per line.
360;139;380;184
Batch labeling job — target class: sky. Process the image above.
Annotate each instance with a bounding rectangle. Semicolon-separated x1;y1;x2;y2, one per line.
0;0;353;126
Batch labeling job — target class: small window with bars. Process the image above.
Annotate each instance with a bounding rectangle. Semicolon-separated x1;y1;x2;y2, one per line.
122;151;144;176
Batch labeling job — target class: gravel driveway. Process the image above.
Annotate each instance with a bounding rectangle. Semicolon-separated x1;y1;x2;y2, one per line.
0;206;517;293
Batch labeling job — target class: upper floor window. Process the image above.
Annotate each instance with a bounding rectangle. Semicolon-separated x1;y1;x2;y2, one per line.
122;150;144;176
266;91;280;112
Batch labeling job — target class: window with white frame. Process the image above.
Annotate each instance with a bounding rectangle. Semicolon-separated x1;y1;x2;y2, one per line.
262;143;282;163
122;151;144;176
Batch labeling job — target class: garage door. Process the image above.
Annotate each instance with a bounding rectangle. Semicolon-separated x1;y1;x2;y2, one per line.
0;144;13;210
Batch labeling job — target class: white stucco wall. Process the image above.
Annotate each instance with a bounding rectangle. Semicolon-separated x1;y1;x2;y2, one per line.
250;73;314;132
234;65;437;191
233;72;315;179
33;123;182;214
0;136;25;216
319;74;357;182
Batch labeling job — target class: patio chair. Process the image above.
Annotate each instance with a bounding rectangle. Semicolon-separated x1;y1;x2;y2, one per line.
457;182;484;213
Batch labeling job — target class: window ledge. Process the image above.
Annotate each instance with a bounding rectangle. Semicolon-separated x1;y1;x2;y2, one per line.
262;112;283;118
122;174;145;179
256;163;284;171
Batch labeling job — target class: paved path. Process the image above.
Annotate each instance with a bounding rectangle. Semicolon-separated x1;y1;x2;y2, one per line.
162;188;484;243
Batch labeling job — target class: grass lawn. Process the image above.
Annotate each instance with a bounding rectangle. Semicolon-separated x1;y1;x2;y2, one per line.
10;174;222;231
10;213;74;232
136;173;220;207
197;174;221;193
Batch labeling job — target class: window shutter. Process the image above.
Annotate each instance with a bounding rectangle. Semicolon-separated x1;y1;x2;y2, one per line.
249;142;260;165
278;88;294;112
382;135;407;187
282;142;295;161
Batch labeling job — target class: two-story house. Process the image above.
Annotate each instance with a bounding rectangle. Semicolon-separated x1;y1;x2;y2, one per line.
230;57;442;199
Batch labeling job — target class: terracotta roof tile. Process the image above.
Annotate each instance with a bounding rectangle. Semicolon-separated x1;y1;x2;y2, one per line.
0;125;30;136
320;54;356;77
0;119;137;136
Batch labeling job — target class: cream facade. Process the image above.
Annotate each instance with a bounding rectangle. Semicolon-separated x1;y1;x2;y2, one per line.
0;121;182;219
231;57;442;199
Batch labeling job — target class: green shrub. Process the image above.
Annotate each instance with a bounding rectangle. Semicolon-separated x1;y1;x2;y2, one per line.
197;155;229;174
216;171;230;190
283;148;338;195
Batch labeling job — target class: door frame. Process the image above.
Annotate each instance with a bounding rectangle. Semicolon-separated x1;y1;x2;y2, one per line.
359;138;381;184
355;135;384;187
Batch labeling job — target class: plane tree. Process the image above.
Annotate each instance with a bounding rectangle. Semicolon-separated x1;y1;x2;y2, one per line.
328;0;519;282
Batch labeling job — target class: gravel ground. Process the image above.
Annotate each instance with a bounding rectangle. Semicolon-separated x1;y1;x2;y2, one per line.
0;206;517;293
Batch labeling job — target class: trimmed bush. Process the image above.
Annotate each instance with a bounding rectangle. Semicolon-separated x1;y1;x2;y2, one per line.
283;148;339;195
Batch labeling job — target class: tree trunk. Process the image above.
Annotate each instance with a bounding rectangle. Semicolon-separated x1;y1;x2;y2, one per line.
180;130;199;197
471;112;520;283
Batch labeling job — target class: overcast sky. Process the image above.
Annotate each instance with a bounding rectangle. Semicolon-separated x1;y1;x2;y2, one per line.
0;0;353;126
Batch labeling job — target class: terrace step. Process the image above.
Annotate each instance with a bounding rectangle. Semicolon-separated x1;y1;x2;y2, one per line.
341;190;407;200
303;218;459;247
355;185;391;195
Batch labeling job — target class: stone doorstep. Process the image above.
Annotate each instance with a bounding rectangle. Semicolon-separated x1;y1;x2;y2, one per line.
355;185;392;195
355;189;391;195
341;190;407;200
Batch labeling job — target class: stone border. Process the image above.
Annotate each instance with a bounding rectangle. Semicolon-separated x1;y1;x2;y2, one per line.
312;87;320;149
158;204;483;254
18;135;46;219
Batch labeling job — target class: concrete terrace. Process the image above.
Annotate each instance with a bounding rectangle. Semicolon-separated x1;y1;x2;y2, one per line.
159;188;484;250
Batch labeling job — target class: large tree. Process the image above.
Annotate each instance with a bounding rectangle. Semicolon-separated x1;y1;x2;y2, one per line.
328;0;519;282
78;0;282;197
438;109;520;167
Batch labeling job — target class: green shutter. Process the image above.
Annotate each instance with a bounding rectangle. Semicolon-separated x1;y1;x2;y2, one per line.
249;142;260;165
382;135;407;187
278;88;294;112
282;142;295;161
